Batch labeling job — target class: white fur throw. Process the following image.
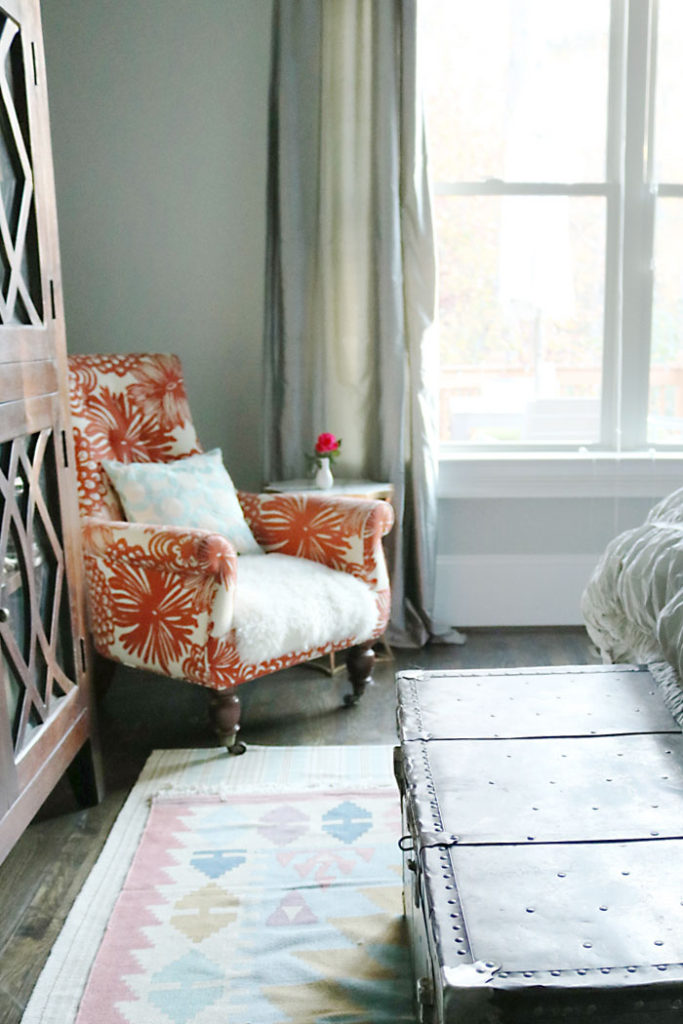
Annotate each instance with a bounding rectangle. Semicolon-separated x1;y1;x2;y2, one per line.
232;553;378;665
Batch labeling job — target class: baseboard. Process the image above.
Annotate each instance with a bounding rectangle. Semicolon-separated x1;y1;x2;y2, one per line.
434;553;602;627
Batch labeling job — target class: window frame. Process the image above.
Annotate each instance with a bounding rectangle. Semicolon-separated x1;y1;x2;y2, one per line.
434;0;681;454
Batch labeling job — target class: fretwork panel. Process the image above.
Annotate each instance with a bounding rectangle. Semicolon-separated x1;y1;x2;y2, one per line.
0;11;41;325
0;430;76;756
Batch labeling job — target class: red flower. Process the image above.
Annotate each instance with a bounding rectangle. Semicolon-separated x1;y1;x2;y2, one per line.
315;432;341;457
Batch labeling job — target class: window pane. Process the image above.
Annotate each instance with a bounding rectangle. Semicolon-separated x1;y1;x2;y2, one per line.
653;0;683;183
422;0;610;183
648;199;683;444
438;196;605;444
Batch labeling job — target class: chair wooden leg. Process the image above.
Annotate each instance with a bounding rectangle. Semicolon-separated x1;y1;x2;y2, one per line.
209;690;245;754
344;641;375;706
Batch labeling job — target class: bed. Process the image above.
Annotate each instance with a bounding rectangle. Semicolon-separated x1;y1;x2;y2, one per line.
581;485;683;718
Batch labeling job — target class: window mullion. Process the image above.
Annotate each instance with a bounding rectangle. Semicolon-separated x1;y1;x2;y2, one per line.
619;0;656;450
600;0;627;450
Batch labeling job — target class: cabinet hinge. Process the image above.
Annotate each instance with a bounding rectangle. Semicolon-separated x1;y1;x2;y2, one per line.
60;429;69;468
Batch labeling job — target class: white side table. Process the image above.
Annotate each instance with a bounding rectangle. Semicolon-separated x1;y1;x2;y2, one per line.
264;478;394;502
263;477;394;673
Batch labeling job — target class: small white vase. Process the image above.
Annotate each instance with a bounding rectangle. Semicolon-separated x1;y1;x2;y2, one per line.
315;457;334;489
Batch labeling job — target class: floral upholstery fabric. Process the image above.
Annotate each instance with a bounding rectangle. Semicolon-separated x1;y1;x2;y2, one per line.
68;353;394;691
69;353;203;520
238;492;392;590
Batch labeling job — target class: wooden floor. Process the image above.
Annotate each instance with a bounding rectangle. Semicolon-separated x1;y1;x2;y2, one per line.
0;627;598;1023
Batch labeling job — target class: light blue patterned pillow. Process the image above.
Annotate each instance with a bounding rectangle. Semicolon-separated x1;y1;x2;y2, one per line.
102;449;263;554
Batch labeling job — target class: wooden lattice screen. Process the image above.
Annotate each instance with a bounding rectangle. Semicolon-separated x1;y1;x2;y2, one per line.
0;0;102;865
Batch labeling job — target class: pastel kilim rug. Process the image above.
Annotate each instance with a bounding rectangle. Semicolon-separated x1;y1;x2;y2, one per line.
22;745;413;1024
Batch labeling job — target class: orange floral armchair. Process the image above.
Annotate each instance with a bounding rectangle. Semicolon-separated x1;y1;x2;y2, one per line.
67;353;394;752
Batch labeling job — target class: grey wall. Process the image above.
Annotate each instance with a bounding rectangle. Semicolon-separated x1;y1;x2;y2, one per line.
41;0;272;490
434;494;654;628
437;495;656;558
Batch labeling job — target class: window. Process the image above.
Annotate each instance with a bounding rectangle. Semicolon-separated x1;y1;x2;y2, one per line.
423;0;683;450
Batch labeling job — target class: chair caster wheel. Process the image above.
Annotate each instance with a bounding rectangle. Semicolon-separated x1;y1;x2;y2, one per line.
226;740;247;756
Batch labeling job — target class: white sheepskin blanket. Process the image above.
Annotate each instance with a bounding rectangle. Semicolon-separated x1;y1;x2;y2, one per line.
231;553;378;665
581;486;683;679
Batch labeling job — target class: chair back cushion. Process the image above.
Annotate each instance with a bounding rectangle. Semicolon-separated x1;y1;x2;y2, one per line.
68;353;202;519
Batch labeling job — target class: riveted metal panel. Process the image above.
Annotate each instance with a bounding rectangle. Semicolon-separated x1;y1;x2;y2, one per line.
402;732;683;844
396;665;676;741
397;664;683;1022
448;840;683;973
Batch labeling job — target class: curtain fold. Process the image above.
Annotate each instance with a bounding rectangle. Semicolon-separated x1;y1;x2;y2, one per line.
264;0;454;647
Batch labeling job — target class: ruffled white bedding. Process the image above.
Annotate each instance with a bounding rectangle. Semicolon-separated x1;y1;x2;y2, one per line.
581;486;683;681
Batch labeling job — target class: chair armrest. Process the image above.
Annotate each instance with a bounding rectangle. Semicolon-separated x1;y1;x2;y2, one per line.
81;518;238;585
237;492;394;590
80;519;238;673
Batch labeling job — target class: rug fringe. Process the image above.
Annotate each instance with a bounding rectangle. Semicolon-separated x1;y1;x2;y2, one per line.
151;780;398;802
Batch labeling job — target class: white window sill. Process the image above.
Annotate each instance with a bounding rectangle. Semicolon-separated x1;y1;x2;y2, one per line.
438;451;683;499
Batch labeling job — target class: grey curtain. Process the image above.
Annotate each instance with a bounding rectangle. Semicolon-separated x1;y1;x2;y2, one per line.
264;0;452;647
